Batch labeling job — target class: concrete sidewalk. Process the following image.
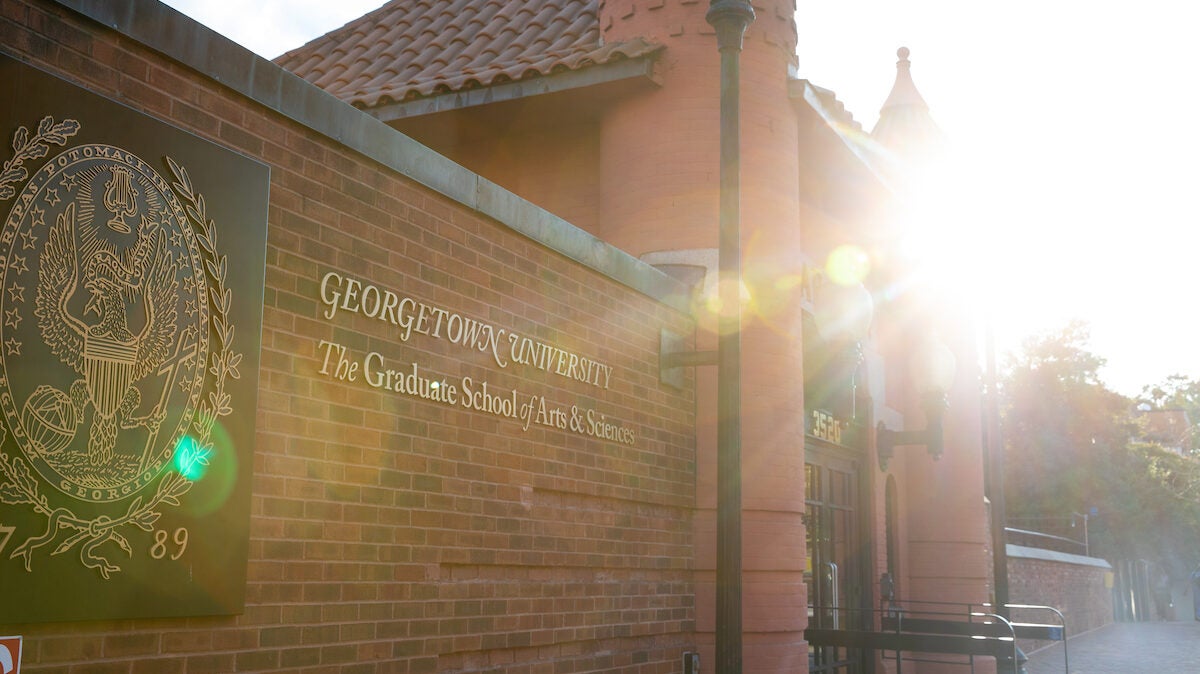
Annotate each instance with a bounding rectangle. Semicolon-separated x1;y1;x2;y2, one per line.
1024;620;1200;674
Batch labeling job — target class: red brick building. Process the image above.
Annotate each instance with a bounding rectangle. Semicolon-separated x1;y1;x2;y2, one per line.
0;1;992;673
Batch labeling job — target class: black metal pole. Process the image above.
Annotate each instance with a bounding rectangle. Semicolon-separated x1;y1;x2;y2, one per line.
705;2;753;672
985;312;1027;672
985;314;1010;614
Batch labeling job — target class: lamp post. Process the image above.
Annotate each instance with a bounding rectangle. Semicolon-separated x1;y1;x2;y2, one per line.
706;2;754;672
984;315;1030;674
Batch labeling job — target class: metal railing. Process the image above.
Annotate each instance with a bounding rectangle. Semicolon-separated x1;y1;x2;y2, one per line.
1006;512;1090;556
805;599;1068;673
1005;526;1089;555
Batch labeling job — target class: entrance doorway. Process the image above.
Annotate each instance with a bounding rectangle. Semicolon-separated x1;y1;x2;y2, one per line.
806;448;868;673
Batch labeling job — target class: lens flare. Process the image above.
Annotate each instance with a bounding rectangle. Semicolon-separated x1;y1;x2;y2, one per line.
172;421;238;516
826;244;871;286
174;435;209;481
702;277;752;316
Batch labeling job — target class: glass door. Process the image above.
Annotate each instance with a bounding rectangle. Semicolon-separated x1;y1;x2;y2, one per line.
806;451;866;674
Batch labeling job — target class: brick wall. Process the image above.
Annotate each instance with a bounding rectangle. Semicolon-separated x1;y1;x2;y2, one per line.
1;1;698;672
1008;545;1113;644
392;102;605;238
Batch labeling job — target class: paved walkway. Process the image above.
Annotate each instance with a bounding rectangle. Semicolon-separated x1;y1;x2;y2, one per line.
1024;620;1200;673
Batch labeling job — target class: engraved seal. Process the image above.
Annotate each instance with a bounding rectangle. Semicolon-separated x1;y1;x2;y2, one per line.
0;144;210;502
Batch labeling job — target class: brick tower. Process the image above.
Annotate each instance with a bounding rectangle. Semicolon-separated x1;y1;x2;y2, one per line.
598;2;811;672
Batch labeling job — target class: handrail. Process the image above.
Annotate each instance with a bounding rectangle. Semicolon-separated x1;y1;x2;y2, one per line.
825;562;839;630
806;603;1020;672
983;602;1069;672
806;598;1067;673
1005;526;1088;554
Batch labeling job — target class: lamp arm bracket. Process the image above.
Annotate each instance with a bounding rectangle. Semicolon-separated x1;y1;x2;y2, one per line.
660;328;718;388
876;413;946;472
877;426;931;450
665;350;719;369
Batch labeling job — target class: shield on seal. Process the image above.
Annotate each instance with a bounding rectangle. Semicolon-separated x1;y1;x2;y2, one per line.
83;334;138;419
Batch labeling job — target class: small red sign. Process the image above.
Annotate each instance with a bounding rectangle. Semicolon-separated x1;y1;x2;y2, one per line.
0;636;20;674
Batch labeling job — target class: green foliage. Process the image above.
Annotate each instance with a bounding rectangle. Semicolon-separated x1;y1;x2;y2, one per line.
1141;374;1200;414
1093;443;1200;562
1000;322;1200;569
1002;321;1133;517
1138;374;1200;455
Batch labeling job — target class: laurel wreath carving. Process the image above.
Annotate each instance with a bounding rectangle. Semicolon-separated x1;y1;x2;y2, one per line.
0;134;241;578
0;116;80;201
166;152;243;479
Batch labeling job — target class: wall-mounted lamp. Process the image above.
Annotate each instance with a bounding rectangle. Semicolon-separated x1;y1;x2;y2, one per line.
811;277;874;347
876;336;956;471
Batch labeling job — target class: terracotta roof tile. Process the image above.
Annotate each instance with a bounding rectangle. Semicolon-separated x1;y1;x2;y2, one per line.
276;0;662;108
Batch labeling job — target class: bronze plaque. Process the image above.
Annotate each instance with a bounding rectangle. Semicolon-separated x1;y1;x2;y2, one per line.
0;55;268;621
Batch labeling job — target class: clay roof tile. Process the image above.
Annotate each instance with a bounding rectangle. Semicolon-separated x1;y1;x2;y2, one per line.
276;0;661;108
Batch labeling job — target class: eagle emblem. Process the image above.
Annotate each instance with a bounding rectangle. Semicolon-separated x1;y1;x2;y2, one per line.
36;200;179;467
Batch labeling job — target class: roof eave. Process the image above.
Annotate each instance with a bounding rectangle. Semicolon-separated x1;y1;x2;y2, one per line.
789;78;893;195
368;55;661;123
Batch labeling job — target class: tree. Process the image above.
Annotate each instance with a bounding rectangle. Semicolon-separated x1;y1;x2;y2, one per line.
1141;374;1200;415
1001;321;1133;520
1000;322;1200;567
1139;373;1200;456
1135;374;1200;509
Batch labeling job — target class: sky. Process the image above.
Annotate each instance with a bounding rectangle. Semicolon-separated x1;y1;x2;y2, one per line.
794;1;1200;397
160;0;1200;396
